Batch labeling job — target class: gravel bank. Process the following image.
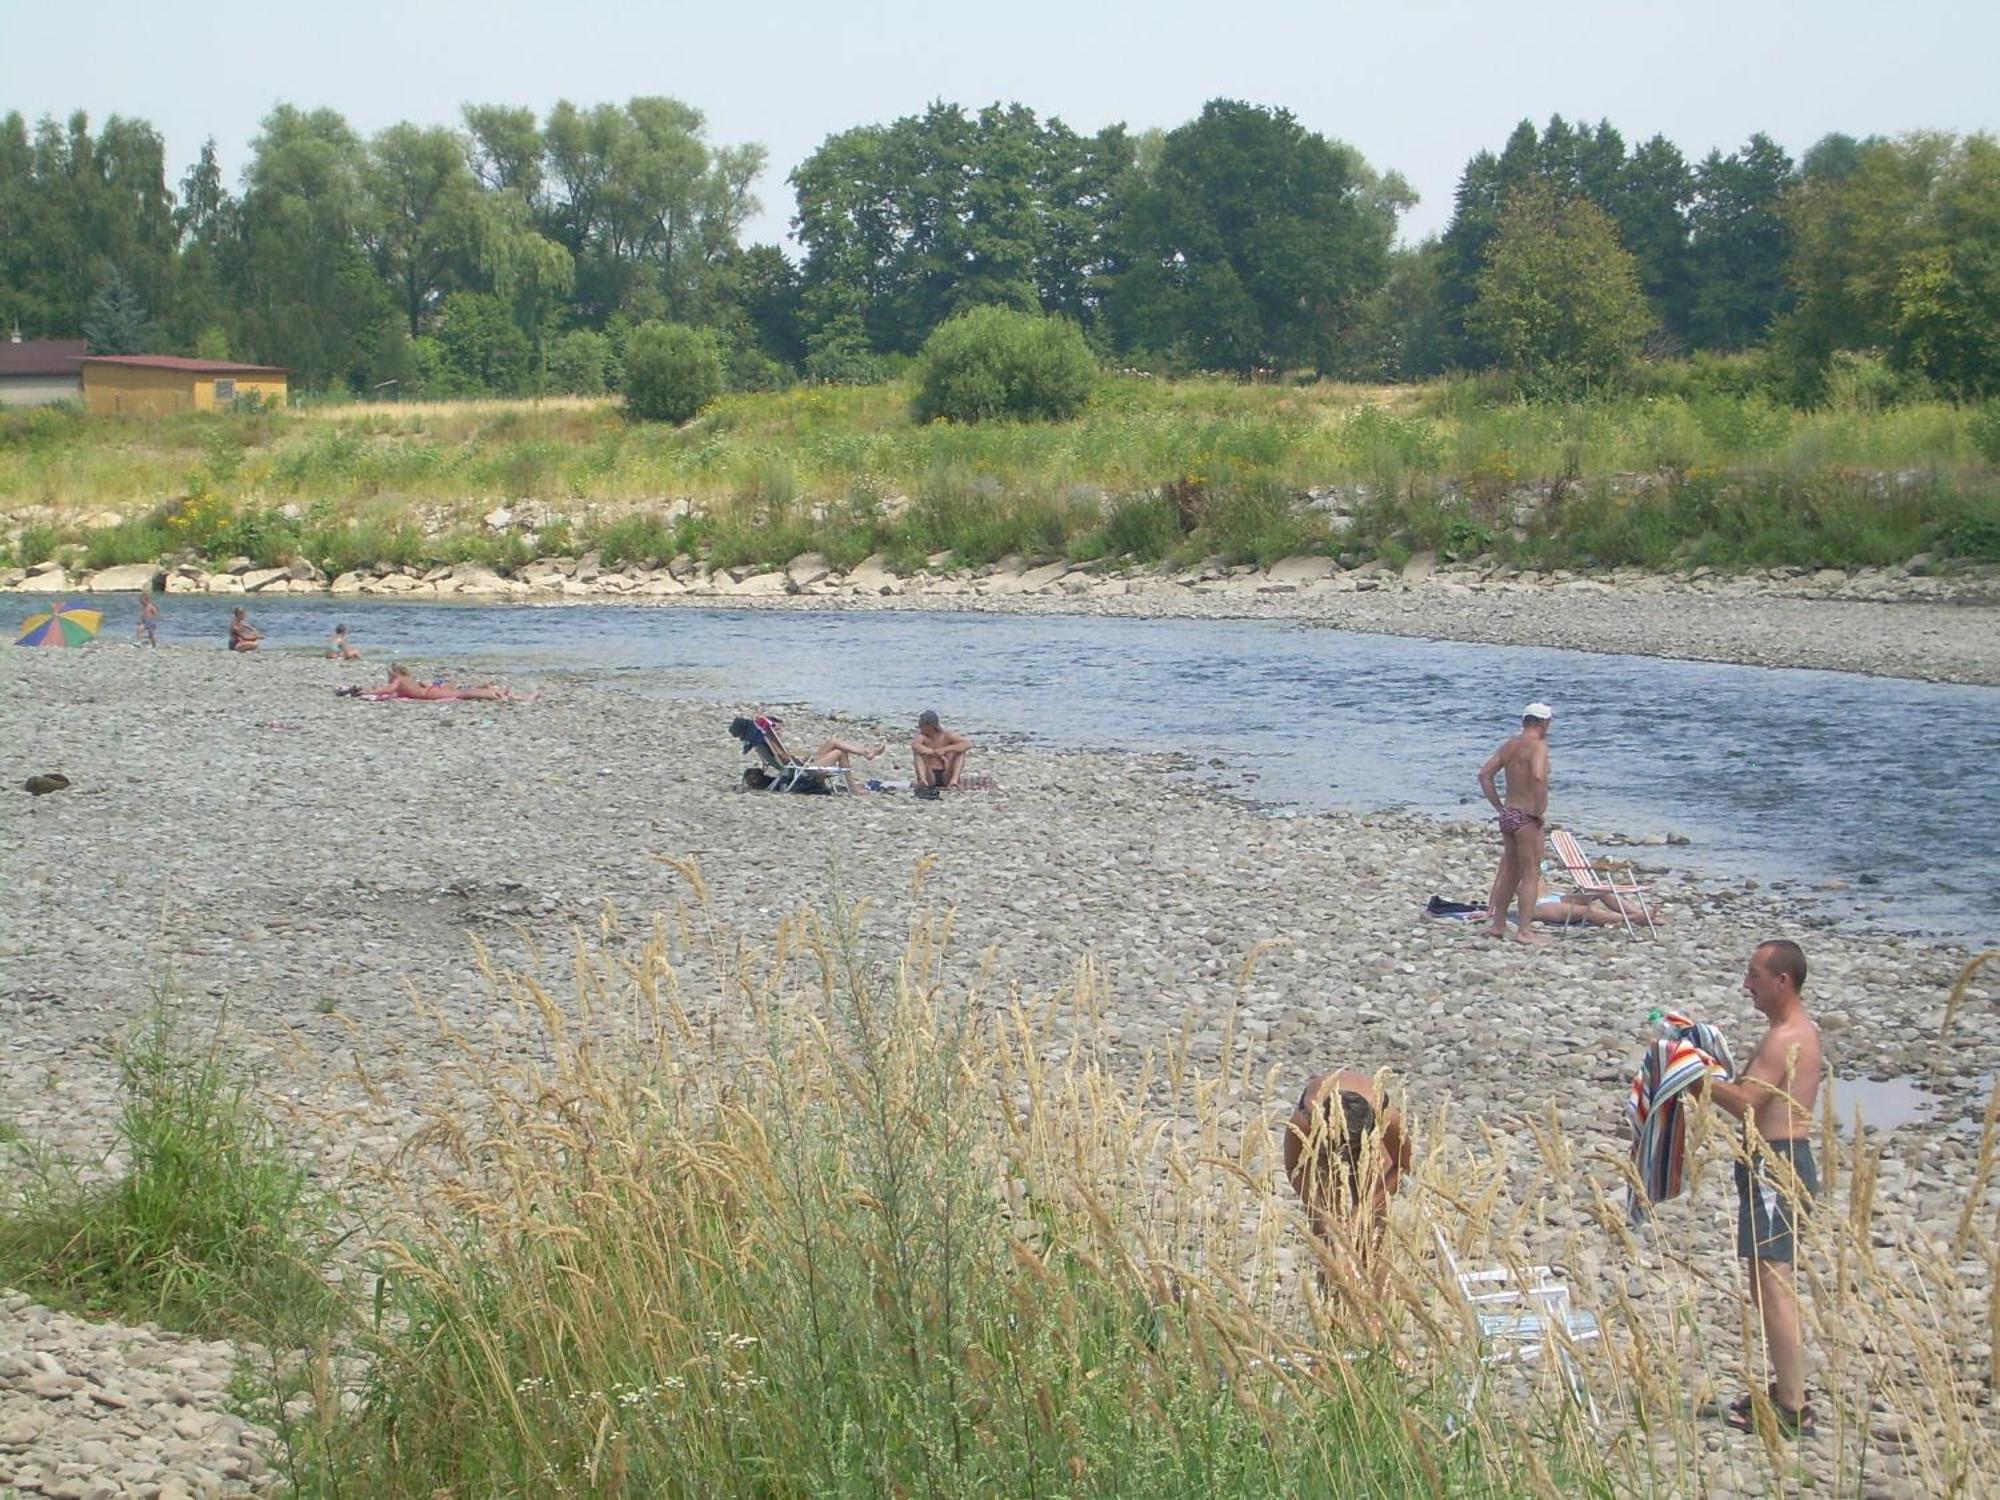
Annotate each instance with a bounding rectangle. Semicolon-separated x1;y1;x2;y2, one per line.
2;645;1995;1493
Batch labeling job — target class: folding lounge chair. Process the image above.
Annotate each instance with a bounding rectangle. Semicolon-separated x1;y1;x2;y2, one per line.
1434;1226;1600;1423
728;715;848;793
1548;828;1658;939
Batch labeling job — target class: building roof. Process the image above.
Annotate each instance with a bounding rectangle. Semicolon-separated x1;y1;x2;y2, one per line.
0;339;88;378
82;354;289;376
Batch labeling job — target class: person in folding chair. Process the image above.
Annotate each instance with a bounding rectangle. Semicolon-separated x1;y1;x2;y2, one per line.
1282;1069;1413;1309
730;713;885;793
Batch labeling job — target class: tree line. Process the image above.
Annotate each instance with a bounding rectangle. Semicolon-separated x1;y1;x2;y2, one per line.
2;96;1994;401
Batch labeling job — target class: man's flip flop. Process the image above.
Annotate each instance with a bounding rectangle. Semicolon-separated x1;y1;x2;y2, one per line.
1722;1387;1816;1438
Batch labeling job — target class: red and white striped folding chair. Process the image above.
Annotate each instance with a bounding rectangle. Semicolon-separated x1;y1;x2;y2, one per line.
1548;828;1658;939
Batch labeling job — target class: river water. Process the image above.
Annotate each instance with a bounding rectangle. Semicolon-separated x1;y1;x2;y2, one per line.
87;594;2000;944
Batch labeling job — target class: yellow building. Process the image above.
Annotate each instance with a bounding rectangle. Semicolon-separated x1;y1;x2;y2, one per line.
82;355;288;415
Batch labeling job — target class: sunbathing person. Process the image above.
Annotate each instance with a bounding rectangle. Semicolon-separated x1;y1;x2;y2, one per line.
759;717;886;792
1531;876;1666;929
1283;1069;1412;1303
383;663;530;702
911;709;973;789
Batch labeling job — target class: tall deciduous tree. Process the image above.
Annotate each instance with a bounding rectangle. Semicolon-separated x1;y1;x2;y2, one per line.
1104;99;1406;374
540;97;763;324
1780;132;1957;368
0;110;178;341
792;102;1133;363
234;105;388;386
1888;135;2000;397
1686;134;1796;350
1437;117;1699;362
1470;183;1654;395
362;123;482;335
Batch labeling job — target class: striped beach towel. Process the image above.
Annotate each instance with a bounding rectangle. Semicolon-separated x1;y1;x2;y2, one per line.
1627;1012;1734;1226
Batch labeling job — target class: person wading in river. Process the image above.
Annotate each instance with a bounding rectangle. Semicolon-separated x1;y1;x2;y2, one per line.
1477;702;1554;944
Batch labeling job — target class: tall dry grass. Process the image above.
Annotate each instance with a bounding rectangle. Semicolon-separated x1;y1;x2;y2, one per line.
247;872;1998;1498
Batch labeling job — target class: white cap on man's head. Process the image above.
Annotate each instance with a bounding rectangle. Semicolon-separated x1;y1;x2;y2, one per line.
1522;701;1555;722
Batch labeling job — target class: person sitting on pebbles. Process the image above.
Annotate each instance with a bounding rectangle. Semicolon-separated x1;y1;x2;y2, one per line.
383;662;532;702
327;623;362;661
1282;1069;1413;1304
228;606;263;653
911;709;974;790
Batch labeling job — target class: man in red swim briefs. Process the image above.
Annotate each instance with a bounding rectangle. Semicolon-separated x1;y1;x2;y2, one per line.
1477;701;1554;945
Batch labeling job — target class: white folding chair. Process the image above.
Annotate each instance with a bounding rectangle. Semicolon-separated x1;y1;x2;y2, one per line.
1549;828;1658;939
1434;1226;1600;1423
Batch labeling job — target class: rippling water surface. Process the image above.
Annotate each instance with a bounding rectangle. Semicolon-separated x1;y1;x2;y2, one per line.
101;596;2000;943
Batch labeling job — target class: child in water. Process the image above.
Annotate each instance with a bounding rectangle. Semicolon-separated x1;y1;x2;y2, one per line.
136;594;160;647
327;624;362;661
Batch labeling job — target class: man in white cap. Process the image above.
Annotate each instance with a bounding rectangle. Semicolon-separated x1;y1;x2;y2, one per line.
1477;702;1555;944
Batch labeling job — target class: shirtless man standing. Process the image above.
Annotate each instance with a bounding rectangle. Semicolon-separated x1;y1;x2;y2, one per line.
1699;939;1824;1437
1477;702;1554;944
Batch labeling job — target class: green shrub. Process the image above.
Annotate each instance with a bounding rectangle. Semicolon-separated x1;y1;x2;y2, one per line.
1969;402;2000;466
623;322;724;424
910;306;1097;424
0;1006;342;1343
13;522;62;567
546;330;614;396
1100;493;1183;559
592;511;682;569
84;519;173;570
1199;477;1321;566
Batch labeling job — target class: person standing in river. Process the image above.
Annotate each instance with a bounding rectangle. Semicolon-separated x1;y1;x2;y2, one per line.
1477;702;1554;944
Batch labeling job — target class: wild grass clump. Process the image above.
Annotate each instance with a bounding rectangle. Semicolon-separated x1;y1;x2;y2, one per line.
280;869;1572;1497
0;1004;344;1344
254;874;2000;1500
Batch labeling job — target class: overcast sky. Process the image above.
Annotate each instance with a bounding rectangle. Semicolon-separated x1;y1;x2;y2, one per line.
4;0;1996;250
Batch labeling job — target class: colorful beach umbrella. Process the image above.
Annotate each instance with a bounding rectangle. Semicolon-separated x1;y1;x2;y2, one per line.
15;600;104;648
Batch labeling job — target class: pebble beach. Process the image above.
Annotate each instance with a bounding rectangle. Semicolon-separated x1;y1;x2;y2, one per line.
3;597;1997;1495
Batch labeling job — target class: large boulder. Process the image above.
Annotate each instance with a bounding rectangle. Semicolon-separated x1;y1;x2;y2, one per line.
85;563;165;593
446;565;511;595
241;567;290;592
786;552;830;588
15;565;70;593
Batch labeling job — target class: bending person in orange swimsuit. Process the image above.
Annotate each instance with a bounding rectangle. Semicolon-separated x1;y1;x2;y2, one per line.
1282;1068;1412;1305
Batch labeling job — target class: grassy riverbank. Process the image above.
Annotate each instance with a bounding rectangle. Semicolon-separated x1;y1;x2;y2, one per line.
4;373;1998;577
